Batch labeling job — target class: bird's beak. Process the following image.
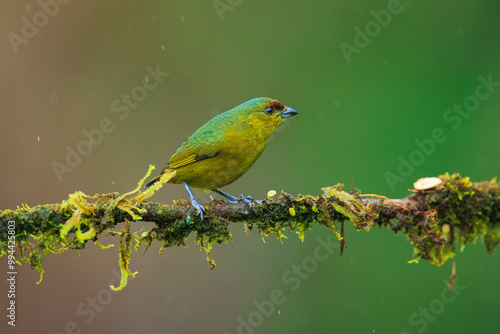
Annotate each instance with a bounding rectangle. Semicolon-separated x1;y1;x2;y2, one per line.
280;106;298;118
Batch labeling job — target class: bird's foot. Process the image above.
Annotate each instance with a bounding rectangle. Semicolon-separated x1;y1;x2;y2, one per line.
234;194;253;207
213;189;253;207
184;183;205;220
190;198;206;221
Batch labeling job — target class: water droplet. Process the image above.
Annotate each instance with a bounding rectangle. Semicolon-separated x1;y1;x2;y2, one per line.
112;181;115;185
37;136;40;142
277;310;280;315
161;45;165;50
180;15;186;22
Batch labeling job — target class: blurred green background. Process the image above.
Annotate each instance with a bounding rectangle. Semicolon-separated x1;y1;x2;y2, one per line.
1;0;500;333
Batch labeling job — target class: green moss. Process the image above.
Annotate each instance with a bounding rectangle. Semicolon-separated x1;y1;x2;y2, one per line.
1;171;498;289
400;173;500;266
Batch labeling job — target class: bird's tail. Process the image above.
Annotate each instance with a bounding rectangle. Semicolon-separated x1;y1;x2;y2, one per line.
145;168;175;187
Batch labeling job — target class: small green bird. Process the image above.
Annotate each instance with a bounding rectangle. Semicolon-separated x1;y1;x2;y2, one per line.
146;97;298;218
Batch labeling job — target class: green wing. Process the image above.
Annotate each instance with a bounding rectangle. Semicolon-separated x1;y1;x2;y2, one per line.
167;117;226;169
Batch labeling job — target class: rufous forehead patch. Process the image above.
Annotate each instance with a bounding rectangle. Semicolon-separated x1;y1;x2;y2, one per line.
269;99;285;109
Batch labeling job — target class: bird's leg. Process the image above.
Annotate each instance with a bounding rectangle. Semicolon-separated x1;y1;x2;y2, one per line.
183;183;205;220
213;189;253;207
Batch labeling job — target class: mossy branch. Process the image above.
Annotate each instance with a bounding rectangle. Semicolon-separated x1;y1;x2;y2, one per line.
1;168;499;290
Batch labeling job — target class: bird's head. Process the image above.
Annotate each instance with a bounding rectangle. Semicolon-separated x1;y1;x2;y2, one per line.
234;97;298;137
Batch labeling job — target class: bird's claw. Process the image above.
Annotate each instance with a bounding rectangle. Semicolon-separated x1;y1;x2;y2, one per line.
235;194;253;208
212;189;252;209
184;183;205;220
190;199;205;220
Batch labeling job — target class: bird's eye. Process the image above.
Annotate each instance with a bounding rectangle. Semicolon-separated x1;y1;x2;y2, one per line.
264;107;273;115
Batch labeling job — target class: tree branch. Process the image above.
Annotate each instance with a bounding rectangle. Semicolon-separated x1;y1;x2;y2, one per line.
1;171;498;289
